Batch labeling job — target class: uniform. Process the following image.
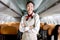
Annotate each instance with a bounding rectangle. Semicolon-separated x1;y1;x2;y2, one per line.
19;13;40;40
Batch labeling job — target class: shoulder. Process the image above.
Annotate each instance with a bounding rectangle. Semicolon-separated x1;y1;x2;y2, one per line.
35;14;39;16
34;13;39;18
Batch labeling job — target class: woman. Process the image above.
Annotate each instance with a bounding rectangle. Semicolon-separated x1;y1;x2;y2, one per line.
52;25;60;40
19;1;40;40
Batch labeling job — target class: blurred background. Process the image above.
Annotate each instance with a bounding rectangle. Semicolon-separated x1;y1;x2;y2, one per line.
0;0;60;40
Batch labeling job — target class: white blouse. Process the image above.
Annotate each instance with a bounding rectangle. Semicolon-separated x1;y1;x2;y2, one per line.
19;13;40;34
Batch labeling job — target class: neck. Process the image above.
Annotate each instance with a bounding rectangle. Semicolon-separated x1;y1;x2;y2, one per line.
58;34;60;38
58;34;60;40
58;34;60;36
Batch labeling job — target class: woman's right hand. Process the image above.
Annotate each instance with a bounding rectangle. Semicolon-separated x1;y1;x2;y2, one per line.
30;26;34;30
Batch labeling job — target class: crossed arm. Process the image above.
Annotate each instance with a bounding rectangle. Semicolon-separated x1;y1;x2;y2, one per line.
19;15;40;34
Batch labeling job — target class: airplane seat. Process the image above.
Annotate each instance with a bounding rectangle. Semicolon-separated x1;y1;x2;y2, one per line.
1;26;17;34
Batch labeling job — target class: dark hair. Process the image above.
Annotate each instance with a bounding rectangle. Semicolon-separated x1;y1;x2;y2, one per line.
26;1;35;6
44;23;47;25
52;25;60;40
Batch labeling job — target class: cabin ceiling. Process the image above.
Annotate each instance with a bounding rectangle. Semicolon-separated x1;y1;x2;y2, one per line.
0;0;59;17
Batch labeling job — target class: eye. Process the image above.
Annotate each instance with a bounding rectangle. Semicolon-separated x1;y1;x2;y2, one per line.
27;6;29;8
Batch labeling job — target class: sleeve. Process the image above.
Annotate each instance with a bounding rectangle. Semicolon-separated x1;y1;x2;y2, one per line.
19;16;30;32
28;14;40;34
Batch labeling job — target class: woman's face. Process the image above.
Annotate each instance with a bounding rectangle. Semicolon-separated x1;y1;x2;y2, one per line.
27;3;34;15
58;26;60;34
